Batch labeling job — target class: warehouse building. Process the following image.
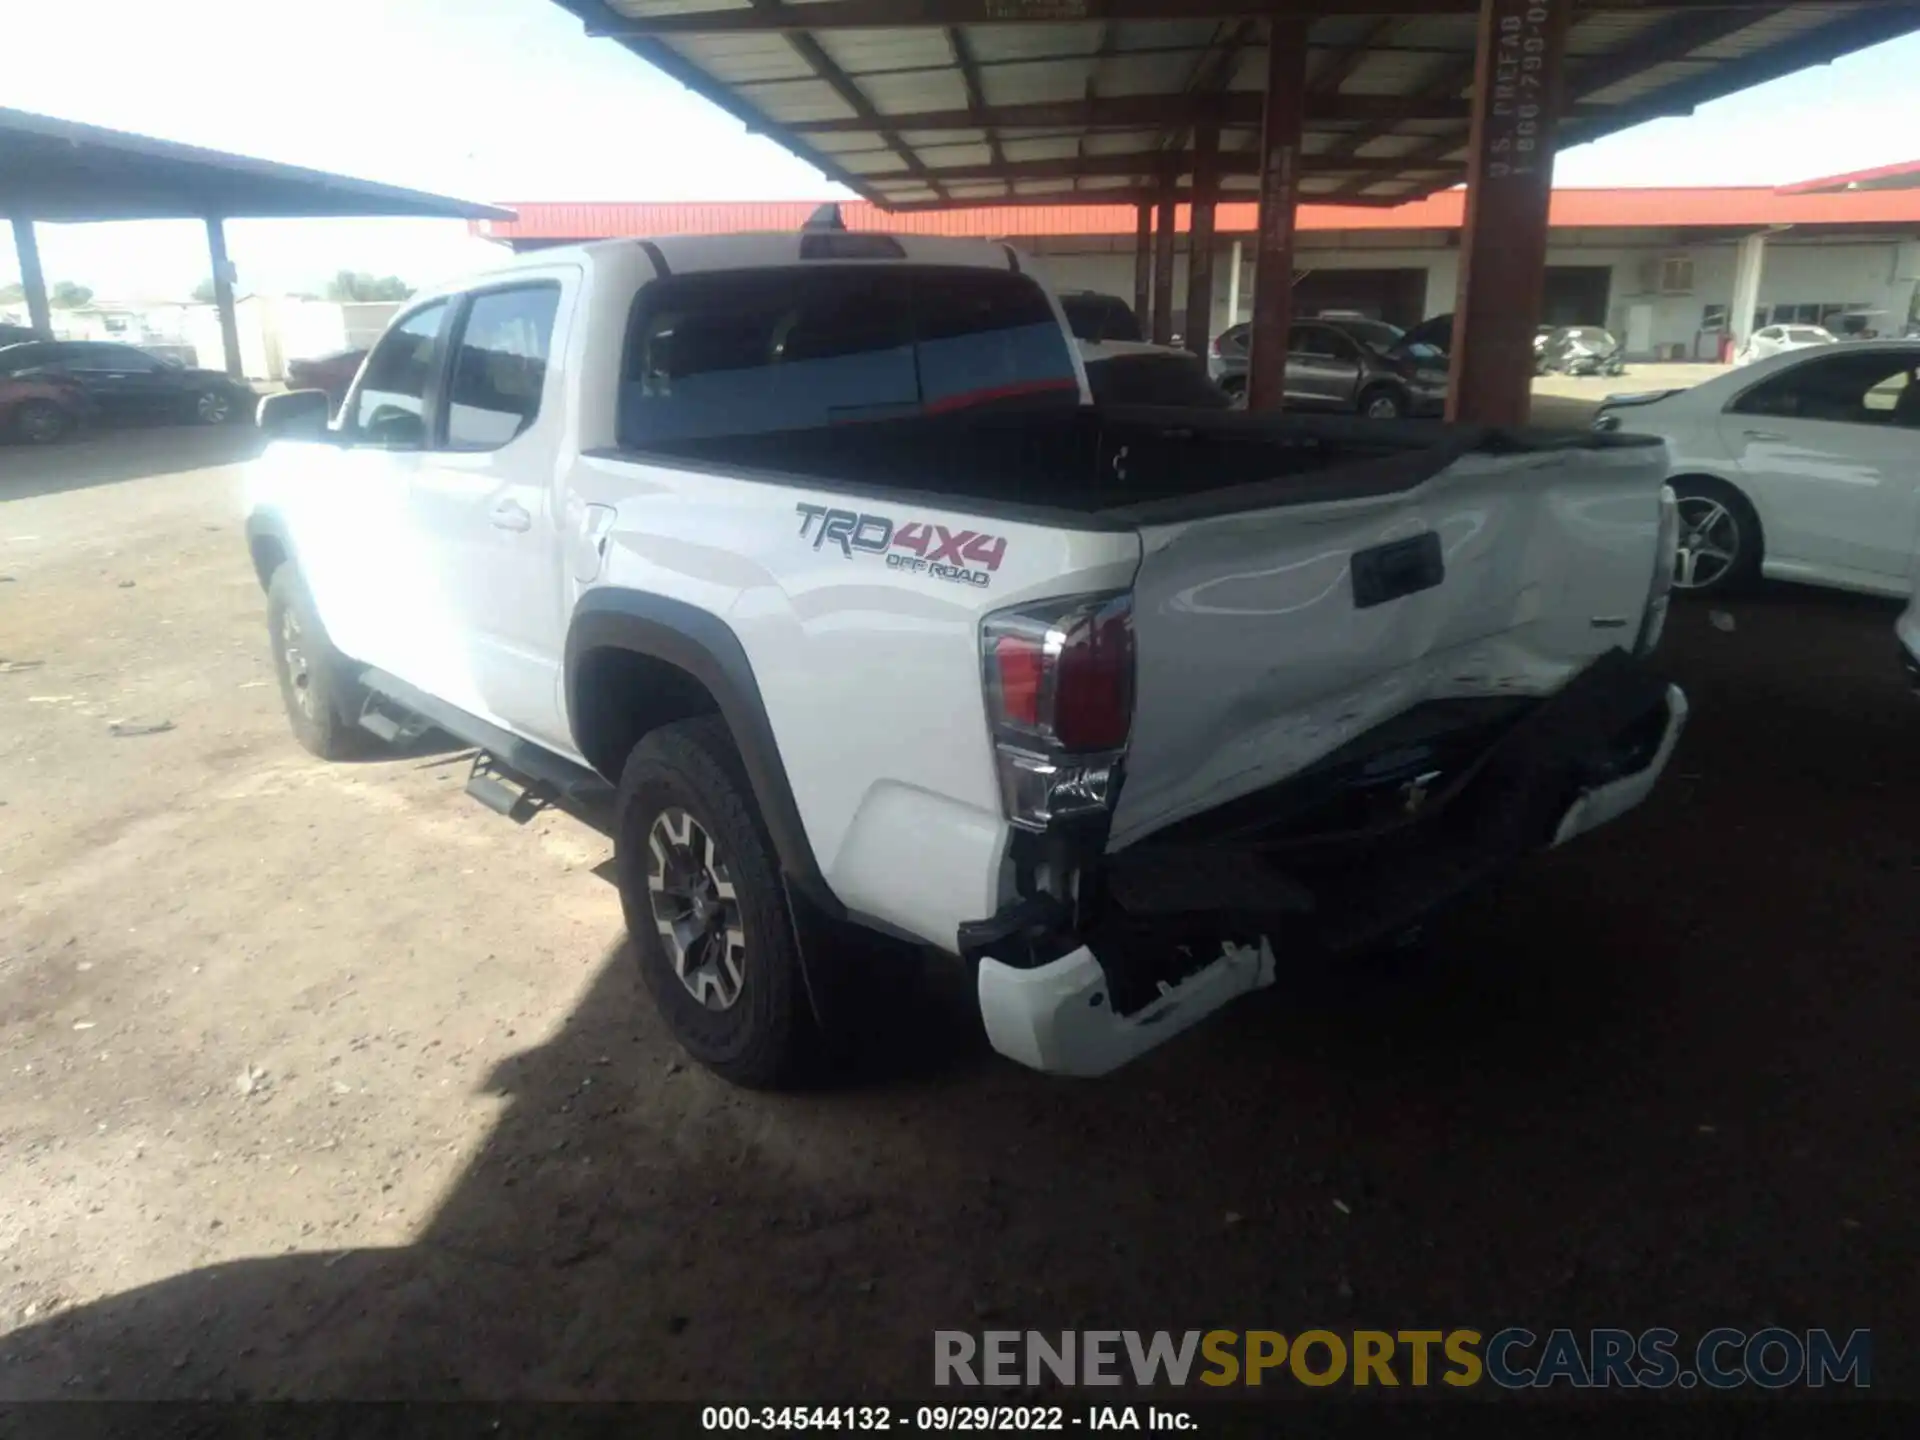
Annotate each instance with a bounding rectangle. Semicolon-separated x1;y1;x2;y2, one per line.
479;176;1920;363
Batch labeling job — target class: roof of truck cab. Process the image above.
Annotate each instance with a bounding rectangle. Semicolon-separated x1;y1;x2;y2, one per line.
460;230;1029;280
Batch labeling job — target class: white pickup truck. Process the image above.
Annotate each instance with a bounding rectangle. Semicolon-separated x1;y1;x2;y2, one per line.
246;222;1688;1088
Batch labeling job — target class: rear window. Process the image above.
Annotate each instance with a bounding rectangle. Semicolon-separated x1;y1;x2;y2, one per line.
1060;293;1144;344
618;266;1079;448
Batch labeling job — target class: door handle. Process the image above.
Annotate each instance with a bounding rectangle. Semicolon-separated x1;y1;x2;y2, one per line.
1742;429;1786;442
489;499;532;533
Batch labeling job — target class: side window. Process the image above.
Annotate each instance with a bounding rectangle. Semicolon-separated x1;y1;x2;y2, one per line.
1290;326;1349;360
1731;351;1920;427
446;284;561;450
350;300;449;447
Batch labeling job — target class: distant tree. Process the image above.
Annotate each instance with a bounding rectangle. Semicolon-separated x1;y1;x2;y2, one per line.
0;281;23;304
324;271;414;303
191;277;220;304
50;281;94;309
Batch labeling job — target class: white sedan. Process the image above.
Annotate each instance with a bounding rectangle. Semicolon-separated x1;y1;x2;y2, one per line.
1592;341;1920;596
1902;552;1920;695
1735;324;1836;366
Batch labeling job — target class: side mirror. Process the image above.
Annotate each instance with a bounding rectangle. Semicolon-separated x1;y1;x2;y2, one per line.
257;388;332;440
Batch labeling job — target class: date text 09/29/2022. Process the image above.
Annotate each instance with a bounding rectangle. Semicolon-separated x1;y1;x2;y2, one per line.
702;1406;1191;1432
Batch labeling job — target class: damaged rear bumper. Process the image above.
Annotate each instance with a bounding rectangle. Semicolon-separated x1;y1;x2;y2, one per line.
967;651;1688;1077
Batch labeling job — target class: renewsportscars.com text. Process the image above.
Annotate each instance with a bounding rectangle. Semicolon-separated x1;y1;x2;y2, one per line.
935;1328;1870;1391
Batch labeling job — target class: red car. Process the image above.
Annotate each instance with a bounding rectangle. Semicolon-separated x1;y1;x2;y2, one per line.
0;371;96;444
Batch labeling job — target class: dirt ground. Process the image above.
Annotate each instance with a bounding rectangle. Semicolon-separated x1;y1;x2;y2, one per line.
2;420;1917;1403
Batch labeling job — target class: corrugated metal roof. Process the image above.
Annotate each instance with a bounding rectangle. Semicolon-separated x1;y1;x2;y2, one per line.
550;2;1920;213
475;185;1920;244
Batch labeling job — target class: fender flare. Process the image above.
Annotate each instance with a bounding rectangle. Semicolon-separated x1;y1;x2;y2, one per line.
563;589;840;919
243;511;299;590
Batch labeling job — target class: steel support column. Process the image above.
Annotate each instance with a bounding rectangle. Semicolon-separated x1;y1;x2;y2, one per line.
9;217;52;338
1247;19;1308;413
205;216;244;378
1184;125;1221;358
1447;0;1572;426
1728;230;1768;353
1151;183;1177;347
1133;202;1153;330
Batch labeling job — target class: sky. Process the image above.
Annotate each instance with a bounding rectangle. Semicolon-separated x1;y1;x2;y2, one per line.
4;0;1919;304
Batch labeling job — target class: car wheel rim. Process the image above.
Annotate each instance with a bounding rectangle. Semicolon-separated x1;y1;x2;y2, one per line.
646;808;745;1012
280;608;315;718
1366;396;1399;419
1673;497;1740;590
198;391;230;423
20;404;60;441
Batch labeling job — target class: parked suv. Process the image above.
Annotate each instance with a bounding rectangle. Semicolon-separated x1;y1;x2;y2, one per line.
246;229;1685;1088
1208;319;1445;417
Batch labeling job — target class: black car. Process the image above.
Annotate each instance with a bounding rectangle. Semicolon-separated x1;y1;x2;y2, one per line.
1079;344;1231;410
1207;319;1446;418
1059;291;1146;345
0;323;44;348
0;340;255;426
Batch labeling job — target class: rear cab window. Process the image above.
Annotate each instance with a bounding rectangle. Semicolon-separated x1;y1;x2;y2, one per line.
616;265;1080;449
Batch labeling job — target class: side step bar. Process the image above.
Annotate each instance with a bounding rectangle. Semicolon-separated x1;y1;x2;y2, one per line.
355;667;617;826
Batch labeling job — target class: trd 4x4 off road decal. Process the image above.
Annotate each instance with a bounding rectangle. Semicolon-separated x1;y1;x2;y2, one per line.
794;503;1007;589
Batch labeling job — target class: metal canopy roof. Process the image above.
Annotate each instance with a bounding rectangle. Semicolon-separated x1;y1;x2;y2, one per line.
0;107;515;223
550;1;1920;211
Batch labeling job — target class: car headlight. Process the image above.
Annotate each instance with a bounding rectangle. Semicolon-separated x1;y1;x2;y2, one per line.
1635;484;1679;656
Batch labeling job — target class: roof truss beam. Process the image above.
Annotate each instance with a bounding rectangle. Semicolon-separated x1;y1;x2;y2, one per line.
590;1;1813;36
785;93;1477;133
861;152;1436;183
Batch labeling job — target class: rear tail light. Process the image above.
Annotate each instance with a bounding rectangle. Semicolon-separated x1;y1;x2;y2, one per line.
982;593;1135;832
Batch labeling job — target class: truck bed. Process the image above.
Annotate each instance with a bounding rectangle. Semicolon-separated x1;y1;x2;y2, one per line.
611;405;1666;524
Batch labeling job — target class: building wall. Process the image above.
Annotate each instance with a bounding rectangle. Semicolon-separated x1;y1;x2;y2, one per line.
1022;231;1920;360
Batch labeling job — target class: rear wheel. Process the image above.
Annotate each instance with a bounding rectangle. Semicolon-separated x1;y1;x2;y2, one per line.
615;716;819;1089
1669;475;1762;595
193;387;236;425
265;565;373;759
12;398;71;444
1358;384;1406;420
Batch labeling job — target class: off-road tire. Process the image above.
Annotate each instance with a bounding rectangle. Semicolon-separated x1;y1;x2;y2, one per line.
615;715;819;1089
265;564;373;760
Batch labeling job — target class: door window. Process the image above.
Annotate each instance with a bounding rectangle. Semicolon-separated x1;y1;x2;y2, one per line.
1290;326;1355;360
1730;350;1920;427
349;300;450;447
446;284;561;451
67;344;161;372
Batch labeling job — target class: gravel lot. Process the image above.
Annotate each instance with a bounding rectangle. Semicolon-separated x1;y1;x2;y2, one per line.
2;422;1916;1402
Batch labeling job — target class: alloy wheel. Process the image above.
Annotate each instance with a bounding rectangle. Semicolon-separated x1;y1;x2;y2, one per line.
646;807;746;1011
197;390;232;424
1673;495;1740;591
17;401;66;444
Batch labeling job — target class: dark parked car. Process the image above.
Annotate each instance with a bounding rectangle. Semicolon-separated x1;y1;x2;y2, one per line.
1538;325;1627;377
285;347;367;413
0;340;255;426
1078;340;1231;410
1058;291;1146;345
0;323;44;348
0;372;96;444
1207;319;1446;418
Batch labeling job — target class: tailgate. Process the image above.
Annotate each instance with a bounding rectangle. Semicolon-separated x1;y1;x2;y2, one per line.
1108;436;1670;849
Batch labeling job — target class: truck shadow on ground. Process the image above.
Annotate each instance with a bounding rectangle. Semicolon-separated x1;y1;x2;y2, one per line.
3;597;1917;1400
0;424;266;503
